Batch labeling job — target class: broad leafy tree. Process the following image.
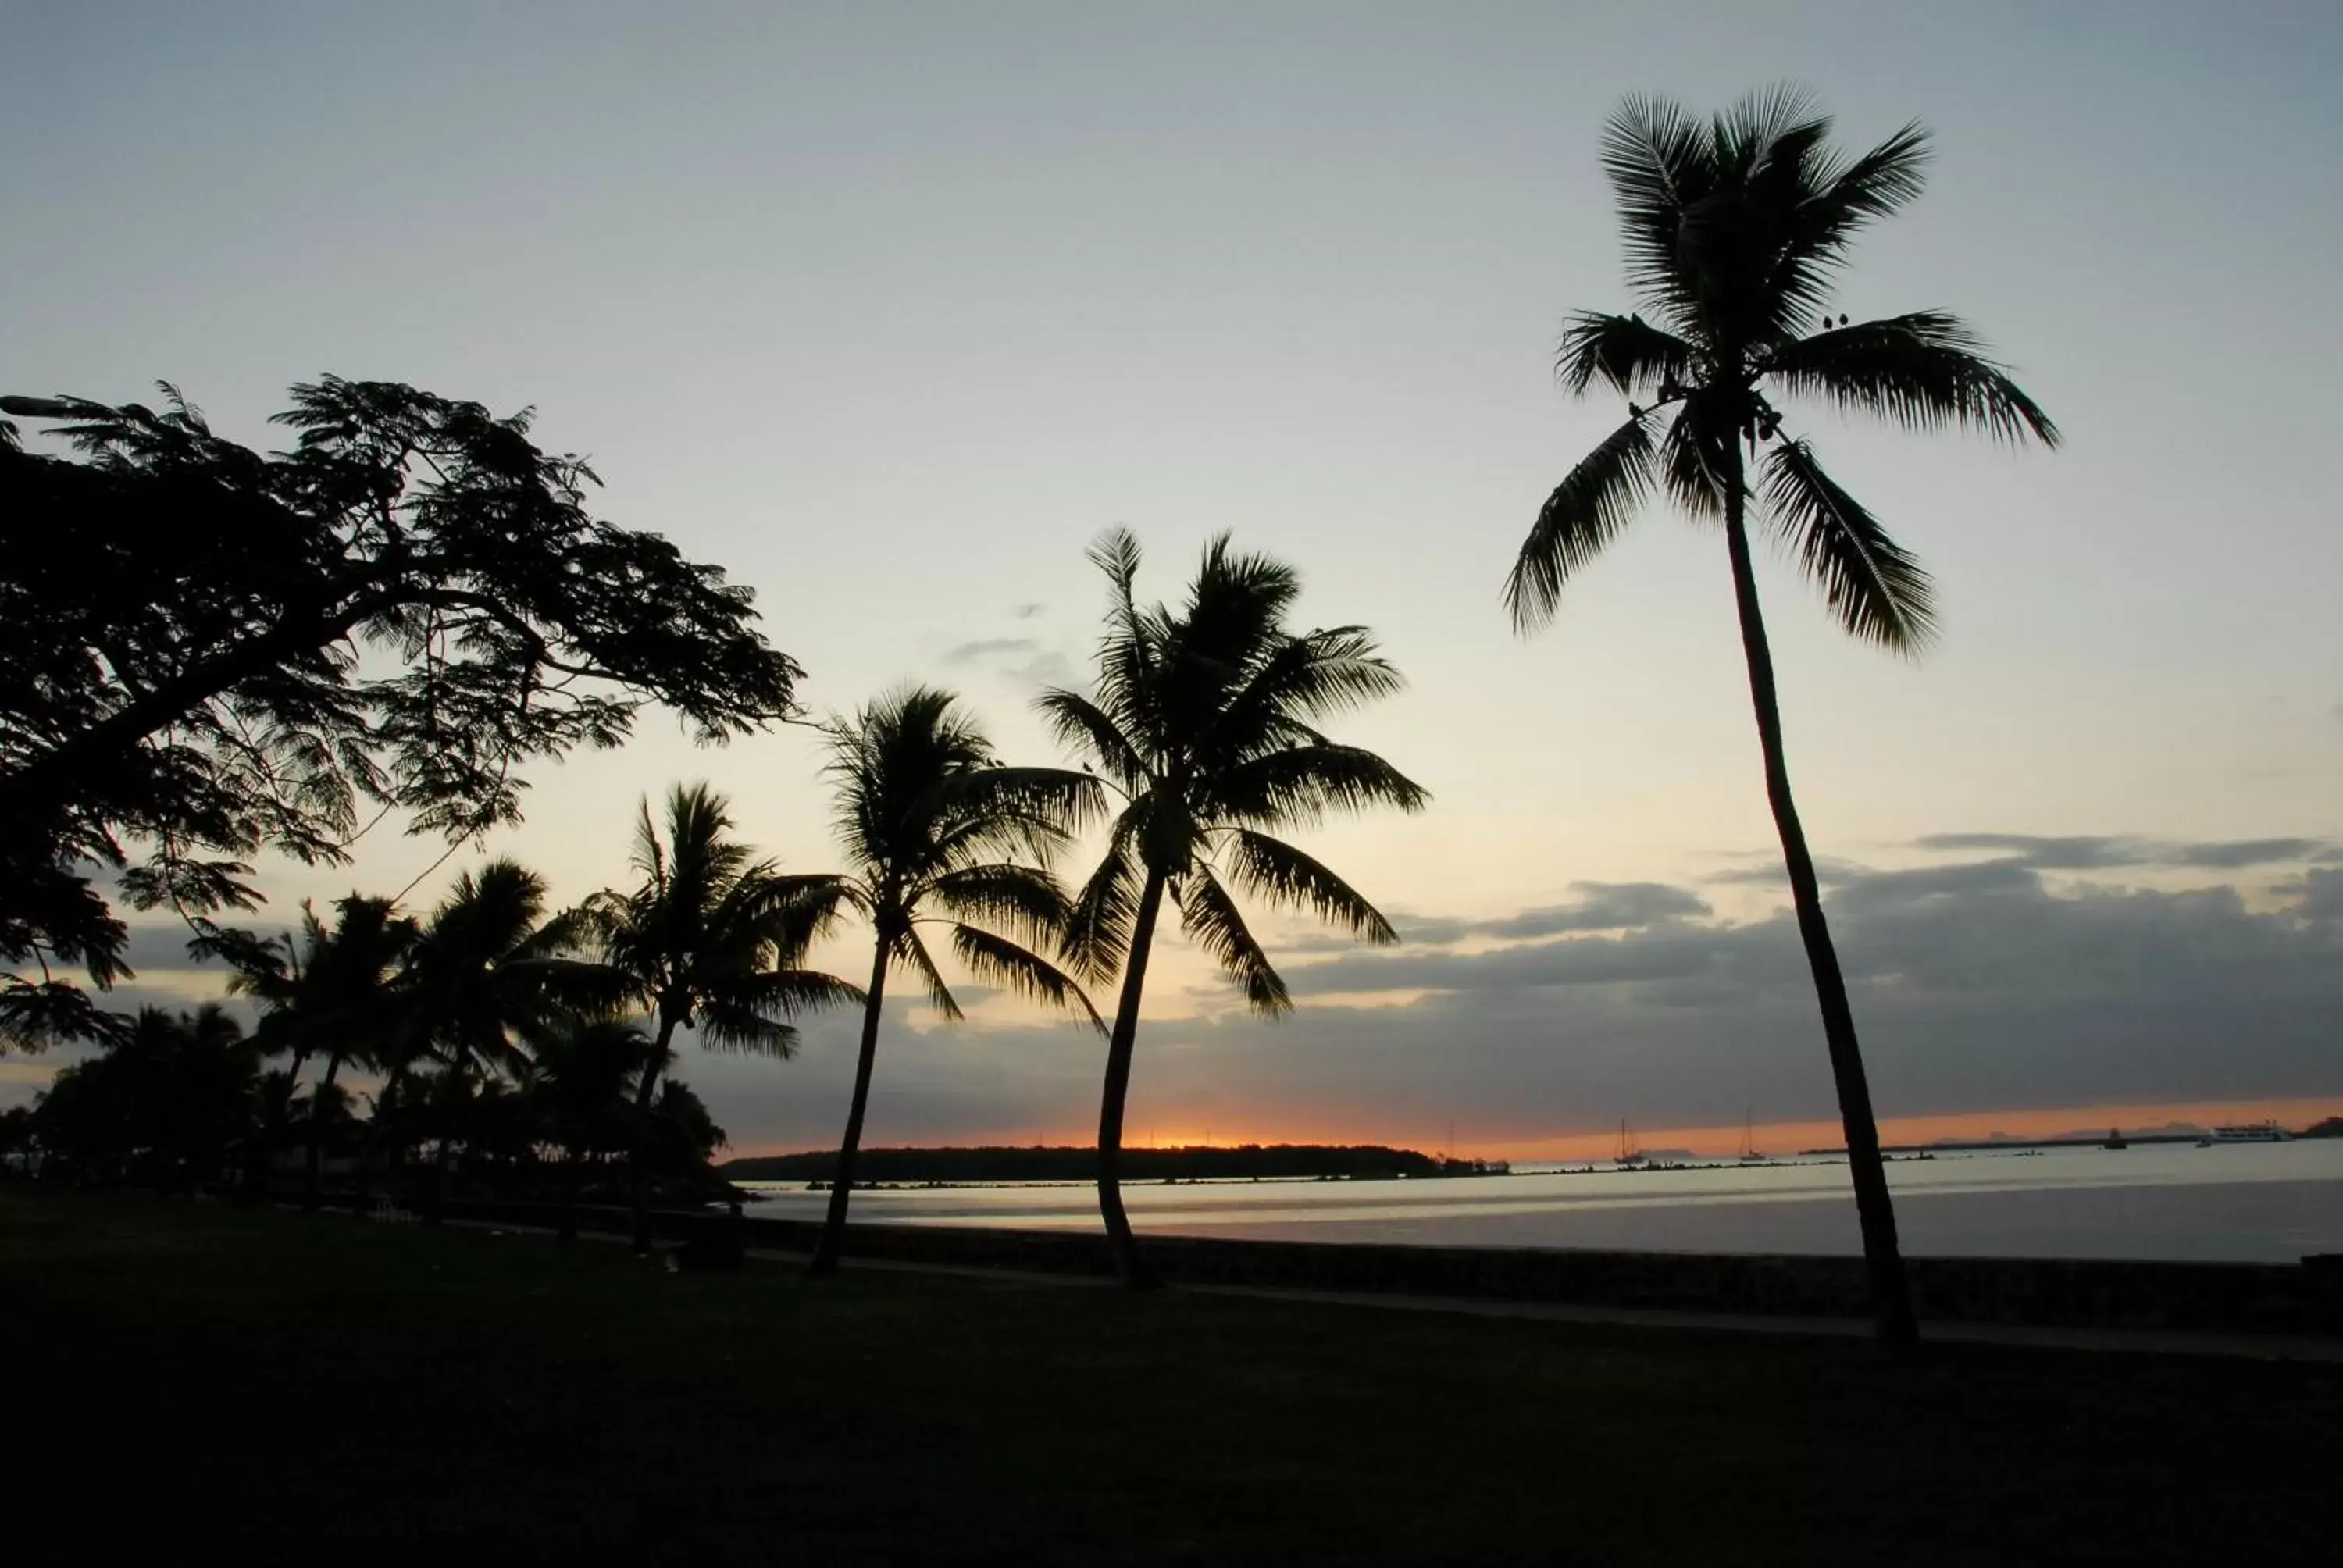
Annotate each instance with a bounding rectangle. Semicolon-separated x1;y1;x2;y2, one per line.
0;379;804;1052
1043;531;1427;1283
806;686;1101;1277
576;784;858;1249
1504;89;2059;1344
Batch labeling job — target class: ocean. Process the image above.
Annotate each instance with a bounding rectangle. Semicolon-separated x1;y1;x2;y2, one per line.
741;1137;2343;1263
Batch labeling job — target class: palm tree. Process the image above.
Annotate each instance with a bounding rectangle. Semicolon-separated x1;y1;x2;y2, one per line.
209;896;416;1210
1504;89;2059;1345
577;783;859;1250
394;860;604;1213
1043;530;1428;1283
806;686;1104;1277
402;861;587;1083
527;1017;644;1240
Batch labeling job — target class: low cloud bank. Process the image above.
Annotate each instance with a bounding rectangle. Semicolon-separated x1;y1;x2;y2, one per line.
16;839;2341;1152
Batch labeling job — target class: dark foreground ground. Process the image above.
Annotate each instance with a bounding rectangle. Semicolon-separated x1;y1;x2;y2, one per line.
9;1189;2336;1566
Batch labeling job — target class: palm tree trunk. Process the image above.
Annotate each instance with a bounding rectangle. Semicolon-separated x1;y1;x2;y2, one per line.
302;1051;344;1212
1097;867;1170;1287
1721;474;1918;1347
809;932;894;1278
629;1014;679;1252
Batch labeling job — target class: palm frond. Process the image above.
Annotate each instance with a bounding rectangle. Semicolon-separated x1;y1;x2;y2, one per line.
694;967;861;1055
1781;120;1932;278
1176;865;1289;1017
1036;688;1149;793
1221;829;1398;945
1600;94;1717;330
1210;743;1428;828
1063;814;1143;982
1086;527;1160;739
941;765;1109;860
946;924;1103;1032
1557;312;1698;397
1760;437;1937;652
1763;312;2059;446
929;861;1073;950
1714;82;1828;171
1506;409;1657;630
897;928;963;1021
1214;626;1407;748
1659;401;1732;520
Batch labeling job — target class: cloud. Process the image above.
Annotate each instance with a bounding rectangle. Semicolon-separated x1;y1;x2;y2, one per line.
1004;650;1077;689
663;845;2343;1153
1310;882;1712;951
2280;867;2343;925
938;633;1076;690
1910;832;2330;871
942;636;1040;662
27;846;2342;1150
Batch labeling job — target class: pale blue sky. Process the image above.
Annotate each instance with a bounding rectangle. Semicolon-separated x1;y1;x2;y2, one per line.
5;3;2339;1150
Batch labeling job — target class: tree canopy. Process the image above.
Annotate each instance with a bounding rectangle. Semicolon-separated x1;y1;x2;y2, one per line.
0;378;805;1050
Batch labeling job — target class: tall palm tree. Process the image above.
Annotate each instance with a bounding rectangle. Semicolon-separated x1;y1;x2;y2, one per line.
210;896;415;1209
806;686;1104;1278
1504;88;2059;1345
577;782;859;1250
1043;530;1428;1283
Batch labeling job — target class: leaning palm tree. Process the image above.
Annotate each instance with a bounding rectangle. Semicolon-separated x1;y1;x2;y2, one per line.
577;783;860;1250
1043;530;1428;1283
805;686;1104;1277
1504;88;2058;1345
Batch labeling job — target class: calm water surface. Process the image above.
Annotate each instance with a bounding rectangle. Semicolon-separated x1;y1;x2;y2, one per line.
744;1140;2343;1263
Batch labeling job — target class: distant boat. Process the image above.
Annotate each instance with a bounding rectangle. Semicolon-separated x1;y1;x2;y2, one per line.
2101;1126;2128;1150
1615;1119;1645;1167
1738;1109;1767;1164
2207;1121;2292;1144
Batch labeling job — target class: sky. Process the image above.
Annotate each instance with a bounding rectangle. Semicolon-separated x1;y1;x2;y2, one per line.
5;2;2341;1157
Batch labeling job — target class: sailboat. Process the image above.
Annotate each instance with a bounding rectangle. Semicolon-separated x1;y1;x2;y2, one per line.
1614;1119;1644;1168
1738;1109;1767;1164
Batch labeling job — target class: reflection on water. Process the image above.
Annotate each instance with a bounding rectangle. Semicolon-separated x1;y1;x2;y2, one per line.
744;1140;2343;1263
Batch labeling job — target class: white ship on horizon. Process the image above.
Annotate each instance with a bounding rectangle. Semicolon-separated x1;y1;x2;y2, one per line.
2199;1121;2293;1146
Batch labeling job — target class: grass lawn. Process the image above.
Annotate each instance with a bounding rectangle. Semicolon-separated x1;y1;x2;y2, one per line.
11;1188;2336;1566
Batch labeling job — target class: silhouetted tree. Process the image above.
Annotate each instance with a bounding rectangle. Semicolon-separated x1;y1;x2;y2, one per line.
643;1078;729;1176
528;1018;646;1238
209;896;415;1208
1503;88;2058;1345
805;686;1101;1277
384;860;607;1208
30;1004;258;1189
576;784;857;1249
0;379;804;1052
1043;531;1426;1282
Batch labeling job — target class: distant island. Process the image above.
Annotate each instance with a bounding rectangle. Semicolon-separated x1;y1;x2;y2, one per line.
720;1143;1507;1185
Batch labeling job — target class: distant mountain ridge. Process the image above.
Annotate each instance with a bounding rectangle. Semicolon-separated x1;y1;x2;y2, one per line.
721;1143;1502;1184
